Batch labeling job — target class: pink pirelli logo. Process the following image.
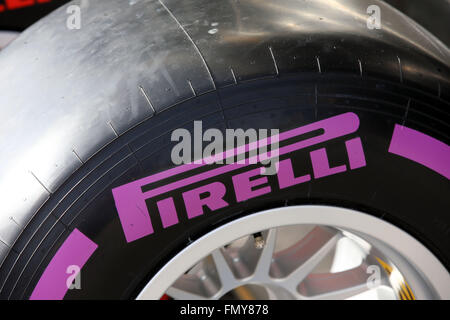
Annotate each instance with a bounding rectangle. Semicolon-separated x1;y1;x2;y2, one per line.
112;113;366;243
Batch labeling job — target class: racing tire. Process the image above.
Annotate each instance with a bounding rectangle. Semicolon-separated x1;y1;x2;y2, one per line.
0;0;449;300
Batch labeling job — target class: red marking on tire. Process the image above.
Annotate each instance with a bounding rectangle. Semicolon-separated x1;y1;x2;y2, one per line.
5;0;35;10
1;0;52;11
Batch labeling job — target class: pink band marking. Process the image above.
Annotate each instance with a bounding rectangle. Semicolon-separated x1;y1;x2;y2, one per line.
30;229;98;300
389;124;449;179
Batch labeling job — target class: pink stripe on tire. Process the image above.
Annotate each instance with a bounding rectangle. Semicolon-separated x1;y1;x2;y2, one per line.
29;229;98;300
389;124;450;179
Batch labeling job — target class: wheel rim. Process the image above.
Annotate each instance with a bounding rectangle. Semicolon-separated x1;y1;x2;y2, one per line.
137;205;450;300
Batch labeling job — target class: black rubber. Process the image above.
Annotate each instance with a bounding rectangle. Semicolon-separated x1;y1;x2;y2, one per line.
0;72;448;299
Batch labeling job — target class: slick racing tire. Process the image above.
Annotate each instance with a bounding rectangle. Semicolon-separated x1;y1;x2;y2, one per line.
0;0;449;300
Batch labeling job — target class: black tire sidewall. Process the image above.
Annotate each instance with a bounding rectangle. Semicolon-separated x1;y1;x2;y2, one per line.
14;74;450;299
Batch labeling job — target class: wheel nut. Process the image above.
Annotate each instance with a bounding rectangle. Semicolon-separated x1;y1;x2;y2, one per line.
253;232;265;249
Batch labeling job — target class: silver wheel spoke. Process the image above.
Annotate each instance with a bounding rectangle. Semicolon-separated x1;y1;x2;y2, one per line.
211;249;238;288
276;227;340;286
222;235;262;279
169;261;221;299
